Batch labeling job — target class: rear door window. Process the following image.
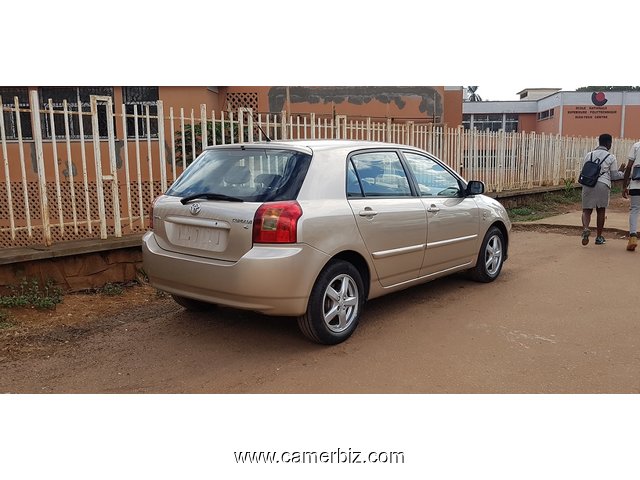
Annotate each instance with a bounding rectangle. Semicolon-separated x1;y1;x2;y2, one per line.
349;151;412;197
166;148;312;202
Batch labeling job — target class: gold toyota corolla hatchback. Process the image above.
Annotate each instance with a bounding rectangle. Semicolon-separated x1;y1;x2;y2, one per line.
142;140;511;344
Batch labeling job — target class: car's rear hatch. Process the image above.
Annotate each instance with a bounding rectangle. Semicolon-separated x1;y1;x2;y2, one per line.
150;145;312;262
153;197;259;262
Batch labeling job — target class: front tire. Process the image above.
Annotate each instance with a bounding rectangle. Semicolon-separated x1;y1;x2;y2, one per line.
297;260;365;345
470;226;505;283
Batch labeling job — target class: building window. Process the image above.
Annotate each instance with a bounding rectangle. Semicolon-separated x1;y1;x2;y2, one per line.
504;113;519;133
462;114;472;130
0;87;33;140
463;113;517;132
123;87;159;138
475;114;503;131
537;108;554;121
39;87;114;139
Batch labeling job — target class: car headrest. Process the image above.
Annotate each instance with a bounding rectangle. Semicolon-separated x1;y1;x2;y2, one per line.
255;173;282;187
223;165;251;185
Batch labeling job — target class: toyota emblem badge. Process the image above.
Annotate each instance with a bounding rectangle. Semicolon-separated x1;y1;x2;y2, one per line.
189;203;201;215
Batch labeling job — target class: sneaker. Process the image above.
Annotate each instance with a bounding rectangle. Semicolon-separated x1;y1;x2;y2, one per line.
581;229;590;246
595;236;606;245
627;235;638;251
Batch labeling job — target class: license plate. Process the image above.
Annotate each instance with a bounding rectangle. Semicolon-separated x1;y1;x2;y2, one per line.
178;226;220;246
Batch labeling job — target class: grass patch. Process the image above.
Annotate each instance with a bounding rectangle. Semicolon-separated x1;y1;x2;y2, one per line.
0;310;13;329
507;188;584;222
554;188;582;204
98;282;125;296
507;208;547;222
0;278;63;310
510;207;534;216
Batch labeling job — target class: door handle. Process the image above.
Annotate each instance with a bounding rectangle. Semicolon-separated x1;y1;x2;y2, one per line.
358;208;378;217
427;205;440;213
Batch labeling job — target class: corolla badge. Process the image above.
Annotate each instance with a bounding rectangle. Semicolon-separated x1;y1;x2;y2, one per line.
189;203;201;215
591;91;608;107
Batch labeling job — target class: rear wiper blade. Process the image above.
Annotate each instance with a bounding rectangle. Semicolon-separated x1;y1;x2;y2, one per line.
180;193;244;205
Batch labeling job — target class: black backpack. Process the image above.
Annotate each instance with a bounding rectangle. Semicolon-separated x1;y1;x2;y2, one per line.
578;152;610;187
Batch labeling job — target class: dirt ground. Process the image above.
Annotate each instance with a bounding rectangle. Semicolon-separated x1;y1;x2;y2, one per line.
1;194;639;393
0;283;175;363
2;191;627;354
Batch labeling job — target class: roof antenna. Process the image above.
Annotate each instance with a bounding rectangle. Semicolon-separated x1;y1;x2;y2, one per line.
256;124;271;142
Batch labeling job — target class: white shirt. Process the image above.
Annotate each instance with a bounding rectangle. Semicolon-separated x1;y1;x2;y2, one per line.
628;141;640;190
583;146;623;188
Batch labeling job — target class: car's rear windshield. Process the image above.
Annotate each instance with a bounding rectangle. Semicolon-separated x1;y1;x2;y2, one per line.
166;148;312;202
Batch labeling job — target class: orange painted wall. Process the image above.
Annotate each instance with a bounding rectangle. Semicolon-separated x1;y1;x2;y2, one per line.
535;112;560;135
443;89;463;127
561;105;623;138
51;85;451;124
624;106;640;139
6;86;220;116
223;86;446;122
158;87;221;113
518;113;537;133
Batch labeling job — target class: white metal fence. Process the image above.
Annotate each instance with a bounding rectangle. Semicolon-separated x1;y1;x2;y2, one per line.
1;91;638;248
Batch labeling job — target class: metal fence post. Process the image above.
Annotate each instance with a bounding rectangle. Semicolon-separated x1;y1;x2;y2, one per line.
90;95;107;239
157;100;167;192
200;104;207;150
310;113;316;139
238;108;245;143
497;130;506;193
281;111;287;140
29;90;52;246
102;96;121;237
247;109;254;142
0;95;16;241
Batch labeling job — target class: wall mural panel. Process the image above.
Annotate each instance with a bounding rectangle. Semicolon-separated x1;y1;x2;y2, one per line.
268;86;443;119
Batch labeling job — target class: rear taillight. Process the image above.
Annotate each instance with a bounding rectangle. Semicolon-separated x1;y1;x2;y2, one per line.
252;201;302;244
149;196;161;230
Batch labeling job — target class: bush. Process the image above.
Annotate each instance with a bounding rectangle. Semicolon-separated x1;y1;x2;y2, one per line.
99;283;125;296
0;278;63;310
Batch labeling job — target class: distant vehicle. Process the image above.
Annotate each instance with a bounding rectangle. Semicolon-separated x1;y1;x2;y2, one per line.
142;140;511;344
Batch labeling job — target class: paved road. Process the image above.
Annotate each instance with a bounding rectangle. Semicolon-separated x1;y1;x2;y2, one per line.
1;229;639;393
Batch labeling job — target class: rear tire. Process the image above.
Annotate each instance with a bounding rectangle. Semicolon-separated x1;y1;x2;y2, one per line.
171;294;215;311
469;226;505;283
297;260;365;345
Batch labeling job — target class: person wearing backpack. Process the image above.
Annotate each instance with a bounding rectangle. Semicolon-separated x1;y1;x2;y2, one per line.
580;133;625;246
621;140;640;251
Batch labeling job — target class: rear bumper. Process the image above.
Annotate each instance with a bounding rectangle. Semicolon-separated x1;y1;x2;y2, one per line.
142;231;329;316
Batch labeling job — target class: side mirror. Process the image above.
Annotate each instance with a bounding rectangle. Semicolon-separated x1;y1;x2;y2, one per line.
465;180;485;196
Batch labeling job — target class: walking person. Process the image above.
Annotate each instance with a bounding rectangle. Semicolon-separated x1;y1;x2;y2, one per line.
580;133;625;246
621;139;640;251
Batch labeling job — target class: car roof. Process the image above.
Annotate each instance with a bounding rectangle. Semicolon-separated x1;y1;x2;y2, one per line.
205;139;415;152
